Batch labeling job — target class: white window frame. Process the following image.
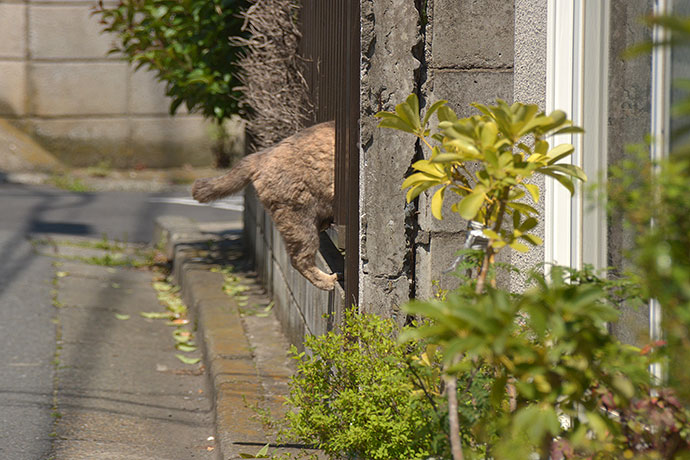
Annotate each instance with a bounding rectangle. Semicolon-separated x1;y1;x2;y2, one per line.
649;0;672;381
547;0;671;380
545;0;610;271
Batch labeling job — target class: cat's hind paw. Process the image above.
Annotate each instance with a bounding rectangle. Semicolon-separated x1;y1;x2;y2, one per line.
306;271;337;291
192;178;216;203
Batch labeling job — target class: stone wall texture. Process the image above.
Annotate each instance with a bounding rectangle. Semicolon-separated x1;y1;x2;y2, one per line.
411;0;515;300
356;0;517;311
0;0;219;168
357;0;422;320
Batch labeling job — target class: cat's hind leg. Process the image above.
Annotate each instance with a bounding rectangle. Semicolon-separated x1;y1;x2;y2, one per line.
274;212;337;291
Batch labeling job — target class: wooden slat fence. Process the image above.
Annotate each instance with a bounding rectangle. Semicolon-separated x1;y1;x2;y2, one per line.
299;0;360;305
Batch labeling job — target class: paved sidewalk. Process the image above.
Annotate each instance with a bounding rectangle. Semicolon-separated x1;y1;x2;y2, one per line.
35;237;216;459
31;217;312;460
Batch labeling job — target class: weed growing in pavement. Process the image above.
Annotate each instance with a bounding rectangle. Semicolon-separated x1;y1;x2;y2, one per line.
83;160;112;178
31;236;158;268
42;237;195;365
49;262;65;441
59;234;126;252
49;174;91;193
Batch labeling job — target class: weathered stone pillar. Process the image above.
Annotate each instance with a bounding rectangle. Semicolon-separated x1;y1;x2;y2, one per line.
358;0;421;320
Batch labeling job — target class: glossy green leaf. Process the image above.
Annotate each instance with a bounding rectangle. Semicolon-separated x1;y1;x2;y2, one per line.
540;170;575;195
546;144;575;163
401;171;440;189
405;93;420;121
376;114;416;133
422;99;448;127
523;183;540;203
411;160;445;177
541;164;588;181
535;140;549;155
518;114;552;137
457;189;485;220
431;186;446;220
506;201;539;216
444;139;480;156
518;217;538;232
406;182;436;203
430;152;464;163
545;110;567;130
552;125;585;136
520;233;543;246
436;105;458;123
395;97;422;131
480;122;499;147
509;241;530;252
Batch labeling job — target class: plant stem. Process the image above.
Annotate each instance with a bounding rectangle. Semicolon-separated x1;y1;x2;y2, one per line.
540;432;552;460
445;364;464;460
475;249;492;294
476;190;508;294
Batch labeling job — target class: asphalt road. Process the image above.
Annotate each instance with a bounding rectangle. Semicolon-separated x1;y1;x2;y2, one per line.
0;182;242;459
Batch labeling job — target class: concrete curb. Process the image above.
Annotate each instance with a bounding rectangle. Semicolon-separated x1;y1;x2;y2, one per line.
154;216;269;460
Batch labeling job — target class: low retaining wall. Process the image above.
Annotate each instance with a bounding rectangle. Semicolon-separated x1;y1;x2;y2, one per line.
244;185;345;347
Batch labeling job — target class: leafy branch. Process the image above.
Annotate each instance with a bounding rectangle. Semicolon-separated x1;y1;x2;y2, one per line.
377;95;586;293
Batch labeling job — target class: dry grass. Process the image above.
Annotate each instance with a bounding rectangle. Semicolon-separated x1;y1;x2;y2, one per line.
234;0;313;149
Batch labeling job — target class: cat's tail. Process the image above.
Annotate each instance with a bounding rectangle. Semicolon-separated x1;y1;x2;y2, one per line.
192;154;259;203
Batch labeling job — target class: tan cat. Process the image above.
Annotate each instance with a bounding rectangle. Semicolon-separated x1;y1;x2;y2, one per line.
192;121;337;290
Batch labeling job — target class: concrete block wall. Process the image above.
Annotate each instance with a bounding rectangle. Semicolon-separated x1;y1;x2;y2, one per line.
356;0;515;311
0;0;219;168
415;0;515;300
360;0;515;310
244;186;345;348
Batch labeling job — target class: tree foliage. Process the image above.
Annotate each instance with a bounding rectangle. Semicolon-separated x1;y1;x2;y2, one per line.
95;0;248;123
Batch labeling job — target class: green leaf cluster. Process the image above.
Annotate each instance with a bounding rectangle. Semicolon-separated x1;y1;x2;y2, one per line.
611;15;690;411
402;266;652;459
94;0;248;122
376;95;586;254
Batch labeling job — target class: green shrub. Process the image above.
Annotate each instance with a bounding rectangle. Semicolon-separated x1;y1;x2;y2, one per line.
376;93;688;459
377;95;585;293
284;311;457;460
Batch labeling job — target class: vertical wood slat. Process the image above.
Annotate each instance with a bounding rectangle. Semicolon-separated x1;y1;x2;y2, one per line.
345;0;360;306
299;0;360;305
